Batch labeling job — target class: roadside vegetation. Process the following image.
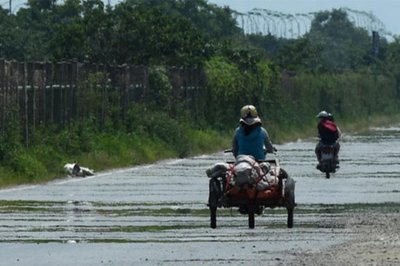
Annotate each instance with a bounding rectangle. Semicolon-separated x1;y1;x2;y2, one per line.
1;0;400;187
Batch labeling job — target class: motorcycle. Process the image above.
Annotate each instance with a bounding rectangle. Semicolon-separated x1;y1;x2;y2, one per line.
206;150;296;229
316;143;339;179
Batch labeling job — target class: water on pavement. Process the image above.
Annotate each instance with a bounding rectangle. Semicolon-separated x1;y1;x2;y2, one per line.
0;126;399;265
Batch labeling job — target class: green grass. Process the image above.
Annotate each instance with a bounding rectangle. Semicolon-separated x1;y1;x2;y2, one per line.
0;127;231;188
1;112;400;189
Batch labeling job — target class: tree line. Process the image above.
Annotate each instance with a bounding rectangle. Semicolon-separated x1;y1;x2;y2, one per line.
1;0;400;183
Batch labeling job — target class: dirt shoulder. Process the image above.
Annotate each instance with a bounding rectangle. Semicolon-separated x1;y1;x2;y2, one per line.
283;209;400;266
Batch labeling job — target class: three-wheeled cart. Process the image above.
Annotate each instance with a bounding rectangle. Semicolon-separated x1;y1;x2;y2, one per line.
208;158;295;229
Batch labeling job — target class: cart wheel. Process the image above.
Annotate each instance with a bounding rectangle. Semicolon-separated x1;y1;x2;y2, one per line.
208;179;221;229
284;177;295;228
210;206;217;229
287;208;294;228
248;203;255;229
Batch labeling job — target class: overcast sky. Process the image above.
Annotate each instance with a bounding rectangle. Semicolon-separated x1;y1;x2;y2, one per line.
207;0;399;36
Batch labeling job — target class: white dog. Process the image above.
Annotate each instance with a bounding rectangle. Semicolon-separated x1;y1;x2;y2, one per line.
64;163;94;177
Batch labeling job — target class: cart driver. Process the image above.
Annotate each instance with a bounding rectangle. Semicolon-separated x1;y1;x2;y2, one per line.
232;105;276;161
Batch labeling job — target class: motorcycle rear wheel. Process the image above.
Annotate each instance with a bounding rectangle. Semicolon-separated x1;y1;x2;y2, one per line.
325;171;330;179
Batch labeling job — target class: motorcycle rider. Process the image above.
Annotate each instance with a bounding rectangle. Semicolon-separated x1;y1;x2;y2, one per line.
232;105;275;161
315;111;341;168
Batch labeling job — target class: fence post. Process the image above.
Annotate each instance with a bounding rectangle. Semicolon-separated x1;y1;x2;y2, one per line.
45;62;54;124
0;59;4;135
41;62;47;126
23;62;29;148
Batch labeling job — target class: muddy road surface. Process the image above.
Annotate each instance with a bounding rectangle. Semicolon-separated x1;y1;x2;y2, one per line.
0;126;400;265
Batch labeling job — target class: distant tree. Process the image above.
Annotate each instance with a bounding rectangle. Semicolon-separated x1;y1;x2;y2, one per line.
274;37;322;71
0;8;21;59
246;33;283;58
384;39;400;97
11;1;52;60
81;0;112;63
111;0;209;66
306;9;371;71
47;0;84;61
27;0;57;11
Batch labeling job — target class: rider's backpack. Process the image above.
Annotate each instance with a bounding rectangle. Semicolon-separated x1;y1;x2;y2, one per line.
319;120;339;144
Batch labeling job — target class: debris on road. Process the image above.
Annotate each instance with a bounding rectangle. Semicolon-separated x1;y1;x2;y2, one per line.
64;163;94;177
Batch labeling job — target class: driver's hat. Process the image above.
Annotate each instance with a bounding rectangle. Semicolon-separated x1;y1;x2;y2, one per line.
240;105;262;125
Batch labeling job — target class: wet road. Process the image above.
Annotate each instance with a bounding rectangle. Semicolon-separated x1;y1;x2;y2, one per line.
0;126;399;265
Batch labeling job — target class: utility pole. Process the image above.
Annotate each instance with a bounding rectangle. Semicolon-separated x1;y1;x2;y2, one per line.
9;0;12;14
